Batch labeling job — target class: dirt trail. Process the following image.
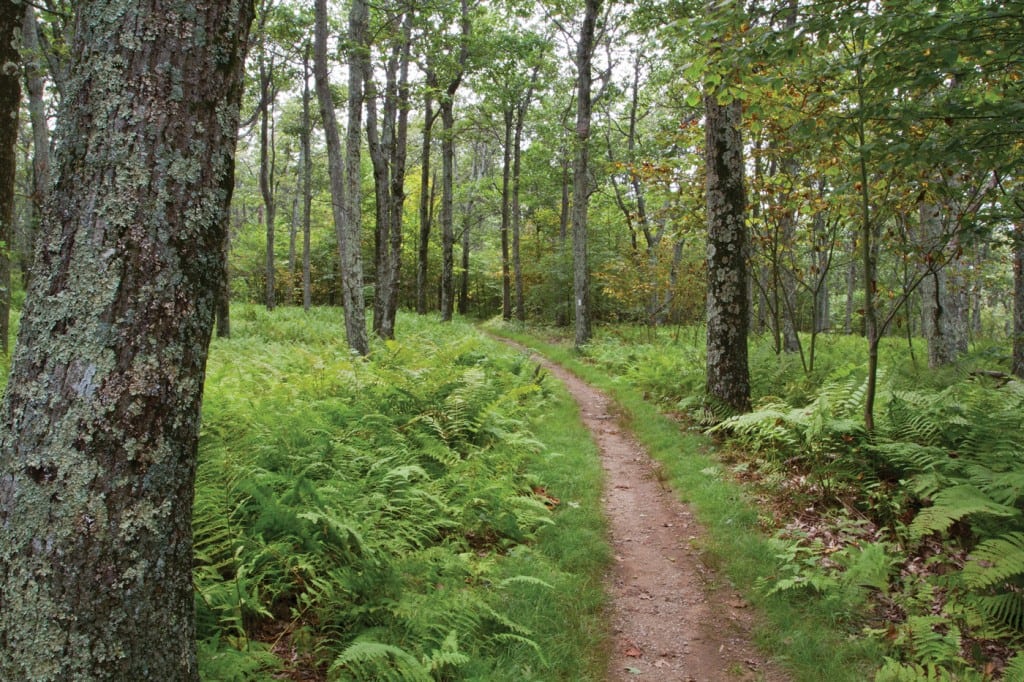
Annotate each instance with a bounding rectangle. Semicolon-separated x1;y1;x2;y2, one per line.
520;348;789;682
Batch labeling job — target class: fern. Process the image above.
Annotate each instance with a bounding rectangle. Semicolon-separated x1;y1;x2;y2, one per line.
329;640;433;682
910;485;1020;538
963;533;1024;590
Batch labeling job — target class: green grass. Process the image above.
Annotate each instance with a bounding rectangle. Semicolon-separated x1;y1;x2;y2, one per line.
484;320;884;681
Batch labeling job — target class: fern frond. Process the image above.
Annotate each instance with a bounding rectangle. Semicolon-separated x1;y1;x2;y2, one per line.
909;485;1019;537
329;640;433;682
963;532;1024;590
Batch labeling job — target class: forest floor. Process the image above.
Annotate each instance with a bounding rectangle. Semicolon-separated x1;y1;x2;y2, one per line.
515;344;791;682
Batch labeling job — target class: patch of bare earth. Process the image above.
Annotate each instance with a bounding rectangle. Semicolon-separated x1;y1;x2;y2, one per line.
529;353;789;682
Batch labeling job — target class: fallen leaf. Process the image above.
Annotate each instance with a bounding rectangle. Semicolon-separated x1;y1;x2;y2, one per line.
625;646;643;658
626;667;642;675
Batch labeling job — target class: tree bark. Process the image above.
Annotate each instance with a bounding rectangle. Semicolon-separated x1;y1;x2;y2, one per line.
314;0;368;354
573;0;600;348
0;2;252;677
704;92;750;413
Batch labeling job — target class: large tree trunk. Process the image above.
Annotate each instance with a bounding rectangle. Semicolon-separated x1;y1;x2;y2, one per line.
314;0;368;354
704;92;750;412
0;2;252;678
572;0;600;348
0;3;18;355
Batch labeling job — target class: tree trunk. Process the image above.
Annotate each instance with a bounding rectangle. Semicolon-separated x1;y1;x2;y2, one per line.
416;92;435;315
301;44;313;311
0;3;18;355
20;5;48;290
439;101;457;321
1013;220;1024;378
0;2;252;678
259;51;277;311
572;0;600;348
919;200;968;367
512;83;533;323
500;107;513;320
703;91;750;412
314;0;368;354
366;11;411;340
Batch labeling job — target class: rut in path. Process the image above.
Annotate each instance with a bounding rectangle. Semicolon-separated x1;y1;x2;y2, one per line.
526;350;790;682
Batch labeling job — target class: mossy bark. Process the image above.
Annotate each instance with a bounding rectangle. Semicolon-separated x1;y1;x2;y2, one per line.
0;1;253;678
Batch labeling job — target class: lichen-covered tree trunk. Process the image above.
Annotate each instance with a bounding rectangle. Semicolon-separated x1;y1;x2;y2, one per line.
572;0;600;348
0;2;19;355
704;92;750;412
0;1;253;678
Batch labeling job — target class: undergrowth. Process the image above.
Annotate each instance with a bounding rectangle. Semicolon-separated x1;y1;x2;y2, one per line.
195;307;609;680
511;321;1024;680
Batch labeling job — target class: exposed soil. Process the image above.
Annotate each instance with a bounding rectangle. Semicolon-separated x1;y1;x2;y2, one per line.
522;348;790;682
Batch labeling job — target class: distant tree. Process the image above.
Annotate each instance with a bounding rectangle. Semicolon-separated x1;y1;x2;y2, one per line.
314;0;368;353
0;1;19;355
572;0;600;348
0;1;253;678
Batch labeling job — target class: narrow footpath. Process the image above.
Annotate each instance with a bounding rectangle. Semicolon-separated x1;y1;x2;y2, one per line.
520;346;789;682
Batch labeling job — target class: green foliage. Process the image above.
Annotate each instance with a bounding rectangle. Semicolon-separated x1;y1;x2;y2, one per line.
194;306;608;679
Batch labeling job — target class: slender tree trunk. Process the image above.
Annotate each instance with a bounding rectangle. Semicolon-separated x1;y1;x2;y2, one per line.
555;151;571;327
459;201;472;315
0;2;252;677
259;51;277;311
366;12;411;339
572;0;600;348
439;101;457;321
416;92;435;315
512;88;532;323
1013;219;1024;379
314;0;368;354
301;43;313;311
0;4;18;355
845;241;856;334
21;6;48;290
500;108;513;320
